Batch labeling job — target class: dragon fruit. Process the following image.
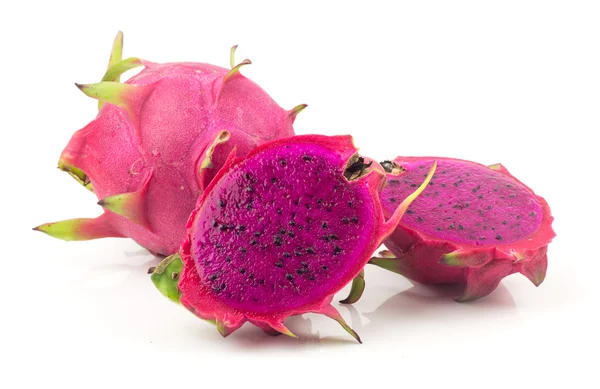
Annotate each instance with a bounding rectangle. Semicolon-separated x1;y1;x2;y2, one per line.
150;135;436;342
343;157;555;303
33;32;305;256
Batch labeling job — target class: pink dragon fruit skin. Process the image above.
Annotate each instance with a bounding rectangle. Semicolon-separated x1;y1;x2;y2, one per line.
34;32;305;256
361;157;555;302
150;135;436;342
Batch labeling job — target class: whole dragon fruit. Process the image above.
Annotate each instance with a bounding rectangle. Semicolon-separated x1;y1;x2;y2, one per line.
343;157;555;303
33;32;305;256
150;135;435;342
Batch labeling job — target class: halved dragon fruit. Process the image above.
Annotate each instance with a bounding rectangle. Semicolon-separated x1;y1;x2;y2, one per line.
150;135;435;341
343;157;555;303
34;32;305;256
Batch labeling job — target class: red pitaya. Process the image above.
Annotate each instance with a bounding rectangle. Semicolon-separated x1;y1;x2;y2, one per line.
343;157;555;303
150;135;436;342
33;32;305;256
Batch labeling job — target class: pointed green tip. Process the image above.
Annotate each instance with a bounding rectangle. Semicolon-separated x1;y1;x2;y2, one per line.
288;104;308;120
339;269;365;304
439;253;461;266
150;253;183;303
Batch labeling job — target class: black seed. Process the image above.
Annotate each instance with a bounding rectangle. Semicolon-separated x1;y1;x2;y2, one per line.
472;185;481;193
220;283;226;291
244;172;252;180
449;223;455;229
271;177;277;183
342;217;349;224
289;220;296;226
502;220;507;225
212;286;221;293
306;247;316;254
296;268;306;274
250;239;258;246
259;279;266;285
301;261;308;267
322;222;328;229
219;225;228;231
276;208;282;214
479;236;486;240
282;252;291;258
516;215;521;219
436;227;442;231
351;216;359;224
410;184;417;188
273;236;282;246
294;248;303;256
428;181;434;186
218;199;225;207
317;199;323;204
529;212;536;217
389;179;400;185
348;201;354;207
212;219;219;227
246;202;253;210
329;234;339;240
458;225;464;230
275;261;283;268
238;225;246;232
417;217;424;222
441;183;447;188
239;247;247;253
239;268;246;274
390;197;397;203
279;228;286;235
293;200;299;206
333;246;343;255
496;235;503;240
225;256;231;263
280;159;287;166
509;194;516;199
506;184;512;188
254;231;262;237
309;275;316;280
321;265;328;270
288;231;295;238
285;274;293;281
209;274;218;281
407;209;414;214
302;155;311;161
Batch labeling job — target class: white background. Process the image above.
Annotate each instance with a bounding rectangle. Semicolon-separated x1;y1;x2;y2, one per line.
1;0;598;387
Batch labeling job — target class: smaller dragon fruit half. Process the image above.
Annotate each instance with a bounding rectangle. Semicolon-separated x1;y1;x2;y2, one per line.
342;157;555;303
150;135;436;342
33;32;305;256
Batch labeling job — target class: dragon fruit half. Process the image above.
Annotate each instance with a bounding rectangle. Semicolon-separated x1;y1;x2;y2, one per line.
150;135;436;342
343;157;555;303
33;32;305;256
